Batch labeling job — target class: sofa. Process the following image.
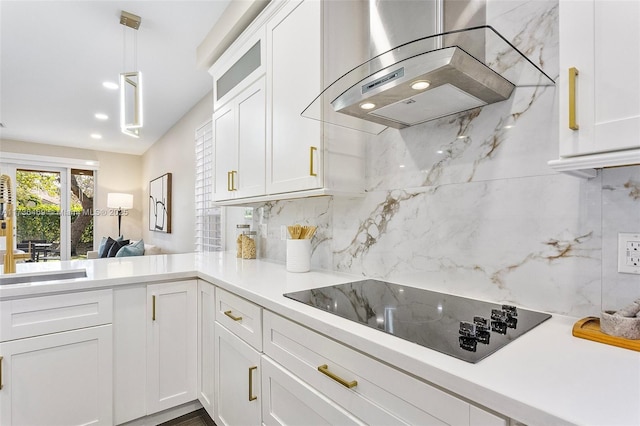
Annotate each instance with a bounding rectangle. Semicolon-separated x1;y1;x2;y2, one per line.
87;238;160;259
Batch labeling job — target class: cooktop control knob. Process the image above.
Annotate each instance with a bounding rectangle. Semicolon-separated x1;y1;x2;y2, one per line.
459;335;478;352
473;316;491;344
502;305;518;316
491;305;519;334
502;305;518;328
459;318;491;351
459;321;476;337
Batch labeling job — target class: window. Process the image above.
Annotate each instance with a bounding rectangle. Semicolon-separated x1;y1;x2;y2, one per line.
195;120;223;252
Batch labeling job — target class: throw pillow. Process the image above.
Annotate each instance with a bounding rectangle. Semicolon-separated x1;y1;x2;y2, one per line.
98;235;124;258
107;239;130;257
97;236;107;257
115;239;145;257
100;237;117;258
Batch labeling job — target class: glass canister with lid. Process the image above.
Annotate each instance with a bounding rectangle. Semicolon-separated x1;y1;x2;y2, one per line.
236;224;250;257
241;230;257;259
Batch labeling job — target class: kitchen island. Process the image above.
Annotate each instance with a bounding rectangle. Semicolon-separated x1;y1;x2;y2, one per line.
1;252;638;425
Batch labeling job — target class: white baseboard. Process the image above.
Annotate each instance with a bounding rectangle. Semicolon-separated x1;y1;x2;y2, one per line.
119;400;203;426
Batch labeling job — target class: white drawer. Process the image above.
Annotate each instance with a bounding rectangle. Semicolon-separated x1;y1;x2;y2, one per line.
263;310;469;426
0;289;113;341
261;355;364;426
215;287;262;351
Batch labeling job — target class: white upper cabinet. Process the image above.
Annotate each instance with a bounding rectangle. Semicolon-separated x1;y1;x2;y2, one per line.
552;0;640;176
213;77;267;201
266;0;323;194
212;28;266;111
209;0;367;204
266;0;368;198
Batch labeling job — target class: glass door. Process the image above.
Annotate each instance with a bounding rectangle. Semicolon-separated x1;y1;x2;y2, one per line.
15;169;61;261
70;169;94;259
15;167;95;261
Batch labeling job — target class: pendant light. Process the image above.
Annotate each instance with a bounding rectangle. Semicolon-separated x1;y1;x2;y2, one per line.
119;11;143;138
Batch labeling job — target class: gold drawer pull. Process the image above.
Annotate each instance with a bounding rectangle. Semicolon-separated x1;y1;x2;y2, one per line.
317;364;357;388
0;355;3;390
224;310;242;321
227;171;232;192
152;295;156;321
248;365;258;401
569;67;579;130
231;170;237;191
309;146;317;176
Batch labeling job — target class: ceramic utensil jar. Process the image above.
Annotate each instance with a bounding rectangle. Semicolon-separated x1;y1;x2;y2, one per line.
286;239;311;272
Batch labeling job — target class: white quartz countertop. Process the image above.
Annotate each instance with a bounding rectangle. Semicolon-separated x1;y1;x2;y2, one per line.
1;252;639;425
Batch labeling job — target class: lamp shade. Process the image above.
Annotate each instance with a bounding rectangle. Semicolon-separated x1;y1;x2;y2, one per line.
107;193;133;209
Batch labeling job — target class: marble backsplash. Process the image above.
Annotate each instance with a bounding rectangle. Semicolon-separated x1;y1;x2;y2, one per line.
250;0;640;317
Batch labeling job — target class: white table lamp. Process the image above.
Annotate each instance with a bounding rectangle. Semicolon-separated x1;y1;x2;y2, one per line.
107;193;133;237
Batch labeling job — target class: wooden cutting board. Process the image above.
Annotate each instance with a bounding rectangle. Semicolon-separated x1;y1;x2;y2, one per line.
573;317;640;351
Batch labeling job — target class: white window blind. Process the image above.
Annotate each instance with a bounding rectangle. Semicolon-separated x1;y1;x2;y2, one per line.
195;120;223;252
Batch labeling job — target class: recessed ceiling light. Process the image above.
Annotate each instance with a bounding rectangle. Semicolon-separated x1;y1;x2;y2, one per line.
90;133;102;139
457;135;466;139
95;113;109;120
504;125;514;129
102;81;118;90
360;102;376;110
436;150;444;154
410;80;431;90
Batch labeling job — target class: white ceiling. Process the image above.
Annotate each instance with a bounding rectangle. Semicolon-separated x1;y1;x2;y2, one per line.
0;1;230;156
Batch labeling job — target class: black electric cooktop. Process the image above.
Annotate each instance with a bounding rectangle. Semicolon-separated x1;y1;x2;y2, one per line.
284;279;551;363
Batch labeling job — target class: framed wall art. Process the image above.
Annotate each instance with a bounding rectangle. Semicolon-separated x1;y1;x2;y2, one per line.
149;173;172;233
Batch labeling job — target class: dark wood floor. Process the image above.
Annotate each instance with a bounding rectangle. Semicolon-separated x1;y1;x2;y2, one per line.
158;408;216;426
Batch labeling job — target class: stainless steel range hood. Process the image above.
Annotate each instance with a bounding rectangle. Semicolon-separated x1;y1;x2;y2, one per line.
302;1;555;134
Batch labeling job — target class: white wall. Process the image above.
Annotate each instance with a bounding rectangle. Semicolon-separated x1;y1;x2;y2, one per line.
141;91;213;253
0;139;143;248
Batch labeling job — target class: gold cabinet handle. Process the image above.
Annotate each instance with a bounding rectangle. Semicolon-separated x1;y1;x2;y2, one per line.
227;171;232;192
248;365;257;401
0;355;3;390
224;310;242;321
231;170;237;191
152;295;156;321
309;146;317;177
317;364;357;389
569;67;579;130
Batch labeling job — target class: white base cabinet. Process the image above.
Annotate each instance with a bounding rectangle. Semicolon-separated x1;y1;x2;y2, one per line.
214;322;261;426
146;280;198;414
0;290;113;426
0;278;516;425
114;280;199;424
263;310;507;426
0;326;113;426
113;286;147;424
261;355;362;426
197;280;216;419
